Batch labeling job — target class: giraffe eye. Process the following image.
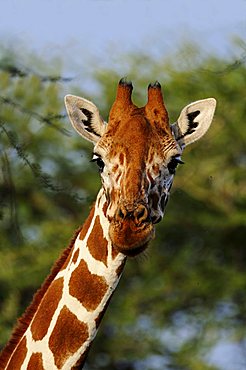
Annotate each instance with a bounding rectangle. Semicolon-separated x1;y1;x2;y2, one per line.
91;154;105;173
167;155;184;175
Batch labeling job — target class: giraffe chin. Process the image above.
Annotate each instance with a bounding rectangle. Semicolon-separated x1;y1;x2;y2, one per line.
109;221;155;257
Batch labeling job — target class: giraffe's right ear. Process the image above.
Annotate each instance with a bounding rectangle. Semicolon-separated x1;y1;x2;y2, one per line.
65;95;106;144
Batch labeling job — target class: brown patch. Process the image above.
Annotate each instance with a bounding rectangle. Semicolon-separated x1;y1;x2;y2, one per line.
111;245;120;260
27;352;44;370
72;249;79;264
31;278;63;341
0;227;82;369
112;164;119;172
110;188;116;204
5;337;27;370
153;108;159;116
148;151;154;163
102;201;108;218
49;306;89;369
79;206;95;241
152;164;160;176
119;153;124;165
69;259;108;311
87;216;108;266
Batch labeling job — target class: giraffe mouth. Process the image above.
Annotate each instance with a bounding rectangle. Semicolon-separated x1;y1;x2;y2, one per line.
109;220;155;257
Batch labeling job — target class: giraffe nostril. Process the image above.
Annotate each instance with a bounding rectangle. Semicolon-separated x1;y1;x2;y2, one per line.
135;207;145;219
117;206;128;220
116;204;149;224
118;208;125;219
134;204;149;223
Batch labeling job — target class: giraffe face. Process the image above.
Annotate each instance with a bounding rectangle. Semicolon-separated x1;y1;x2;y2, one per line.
65;79;216;256
93;112;181;256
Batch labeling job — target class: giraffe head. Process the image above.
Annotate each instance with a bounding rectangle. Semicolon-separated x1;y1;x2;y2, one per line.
65;79;216;256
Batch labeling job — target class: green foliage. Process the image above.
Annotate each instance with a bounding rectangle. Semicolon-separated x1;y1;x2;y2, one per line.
0;51;100;347
0;44;245;369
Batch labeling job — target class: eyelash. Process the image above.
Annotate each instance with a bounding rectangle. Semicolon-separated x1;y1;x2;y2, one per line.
167;156;184;175
91;154;105;173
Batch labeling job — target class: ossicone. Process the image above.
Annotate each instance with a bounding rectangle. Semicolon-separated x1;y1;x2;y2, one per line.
145;81;170;131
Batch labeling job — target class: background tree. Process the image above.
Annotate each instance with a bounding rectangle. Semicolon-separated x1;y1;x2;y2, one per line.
0;43;245;370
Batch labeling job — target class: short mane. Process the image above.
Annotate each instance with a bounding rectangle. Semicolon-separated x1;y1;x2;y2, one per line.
0;226;82;368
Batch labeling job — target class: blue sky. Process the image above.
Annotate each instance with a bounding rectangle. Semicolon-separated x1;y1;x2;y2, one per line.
0;0;245;71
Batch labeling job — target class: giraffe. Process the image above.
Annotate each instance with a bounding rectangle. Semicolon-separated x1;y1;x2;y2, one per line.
0;79;216;369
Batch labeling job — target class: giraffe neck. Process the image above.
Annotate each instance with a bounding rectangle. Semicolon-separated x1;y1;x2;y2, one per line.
1;189;126;370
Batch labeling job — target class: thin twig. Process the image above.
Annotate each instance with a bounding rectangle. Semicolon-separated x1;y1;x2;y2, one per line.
0;95;70;136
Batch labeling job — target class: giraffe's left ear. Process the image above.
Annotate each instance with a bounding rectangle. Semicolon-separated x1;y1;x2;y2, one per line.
171;98;216;147
65;95;106;144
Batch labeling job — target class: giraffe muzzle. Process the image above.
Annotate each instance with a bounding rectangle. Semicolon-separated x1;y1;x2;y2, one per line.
109;202;154;256
116;203;151;224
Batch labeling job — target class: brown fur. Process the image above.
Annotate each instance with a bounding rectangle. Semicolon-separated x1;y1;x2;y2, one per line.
49;306;89;369
145;85;170;133
4;337;27;370
27;353;44;370
111;244;120;260
97;83;178;257
0;226;82;369
87;216;108;267
72;249;79;264
30;278;64;341
102;201;108;218
69;259;108;311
